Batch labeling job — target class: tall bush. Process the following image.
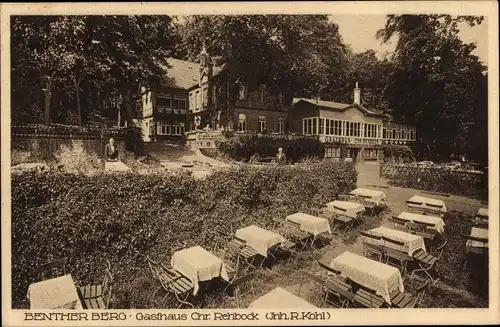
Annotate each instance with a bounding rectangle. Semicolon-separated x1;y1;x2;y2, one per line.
11;160;356;308
383;144;415;162
215;135;325;163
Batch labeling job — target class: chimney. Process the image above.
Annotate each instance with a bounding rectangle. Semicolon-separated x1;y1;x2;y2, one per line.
354;82;361;105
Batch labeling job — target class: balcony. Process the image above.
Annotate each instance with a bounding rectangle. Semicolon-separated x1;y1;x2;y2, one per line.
317;135;415;145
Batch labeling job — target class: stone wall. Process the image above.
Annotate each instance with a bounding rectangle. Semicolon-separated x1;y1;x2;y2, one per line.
11;137;126;172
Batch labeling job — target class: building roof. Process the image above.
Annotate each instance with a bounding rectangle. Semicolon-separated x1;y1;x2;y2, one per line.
161;58;225;90
292;97;388;118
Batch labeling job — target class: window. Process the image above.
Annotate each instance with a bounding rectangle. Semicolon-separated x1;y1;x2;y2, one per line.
149;121;155;136
202;87;208;107
171;121;185;136
346;122;351;136
189;93;194;111
278;92;284;105
302;117;318;135
325;147;341;158
319;118;324;134
173;95;187;110
278;118;285;134
157;121;171;135
258;116;267;132
238;113;247;131
325;120;330;135
365;148;377;158
196;91;201;109
239;85;248;100
259;86;266;102
333;120;341;136
156;92;172;108
410;130;415;140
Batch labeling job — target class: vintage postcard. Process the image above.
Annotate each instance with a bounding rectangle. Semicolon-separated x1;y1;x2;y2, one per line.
1;1;499;326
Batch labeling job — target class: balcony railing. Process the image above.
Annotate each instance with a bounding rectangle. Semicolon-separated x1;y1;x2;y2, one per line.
317;135;416;145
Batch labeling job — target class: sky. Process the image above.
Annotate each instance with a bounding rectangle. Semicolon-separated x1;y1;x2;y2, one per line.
329;15;488;65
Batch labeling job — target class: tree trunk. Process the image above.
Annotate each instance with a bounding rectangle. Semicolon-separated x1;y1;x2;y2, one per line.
44;90;51;125
122;88;135;127
74;78;82;126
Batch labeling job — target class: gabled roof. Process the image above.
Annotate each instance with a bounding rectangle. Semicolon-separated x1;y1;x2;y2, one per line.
161;58;225;90
292;97;387;118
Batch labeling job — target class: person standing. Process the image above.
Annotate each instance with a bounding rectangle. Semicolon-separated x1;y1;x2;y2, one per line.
276;147;286;165
105;137;119;162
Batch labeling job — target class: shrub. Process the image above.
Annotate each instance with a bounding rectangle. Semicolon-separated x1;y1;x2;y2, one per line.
11;160;356;308
383;144;415;163
380;163;487;200
124;126;145;156
215;135;324;163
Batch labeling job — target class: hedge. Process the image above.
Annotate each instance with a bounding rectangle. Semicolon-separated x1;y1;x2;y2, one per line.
381;163;487;200
11;160;356;308
215;135;325;163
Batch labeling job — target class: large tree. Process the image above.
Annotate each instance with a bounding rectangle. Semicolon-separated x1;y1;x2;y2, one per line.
377;15;487;161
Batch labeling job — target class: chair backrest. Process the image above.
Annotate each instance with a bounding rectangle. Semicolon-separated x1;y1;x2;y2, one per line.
317;261;341;275
360;231;382;242
406;200;423;206
285;220;301;229
462;234;488;244
232;271;255;286
426;203;443;209
38;257;68;281
233;236;247;244
301;270;325;286
333;206;347;213
381;236;405;251
391;216;408;225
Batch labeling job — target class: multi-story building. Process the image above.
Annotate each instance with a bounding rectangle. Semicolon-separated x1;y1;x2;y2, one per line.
138;46;289;142
288;84;416;162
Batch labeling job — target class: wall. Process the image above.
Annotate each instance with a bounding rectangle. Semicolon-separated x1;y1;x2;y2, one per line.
232;107;287;133
11;136;126;171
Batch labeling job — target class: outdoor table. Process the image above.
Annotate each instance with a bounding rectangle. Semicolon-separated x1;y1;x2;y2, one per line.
398;211;446;234
466;227;488;248
235;225;285;257
171;246;229;295
248;287;317;308
286;212;332;236
349;188;387;205
368;226;426;256
27;274;83;309
477;207;488;219
330;251;404;304
325;200;365;219
406;195;447;213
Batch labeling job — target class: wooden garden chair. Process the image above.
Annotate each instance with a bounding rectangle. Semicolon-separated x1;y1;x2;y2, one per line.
471;219;489;229
331;213;355;234
389;279;429;308
353;287;386;308
229;216;245;235
230;236;260;269
361;200;377;218
407;222;437;241
229;271;257;308
389;216;410;232
213;236;241;281
317;261;350;286
299;270;354;308
360;231;385;262
146;255;194;308
380;237;413;275
79;259;113;309
411;240;447;285
461;235;488;269
273;218;311;249
38;257;68;281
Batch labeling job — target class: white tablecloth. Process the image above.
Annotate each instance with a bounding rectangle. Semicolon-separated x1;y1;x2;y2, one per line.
171;246;229;295
466;227;488;248
406;195;447;213
28;274;83;309
286;212;332;236
477;208;488;219
350;188;386;205
248;287;317;308
326;200;365;218
331;251;404;304
368;226;426;256
235;225;285;257
398;211;446;234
